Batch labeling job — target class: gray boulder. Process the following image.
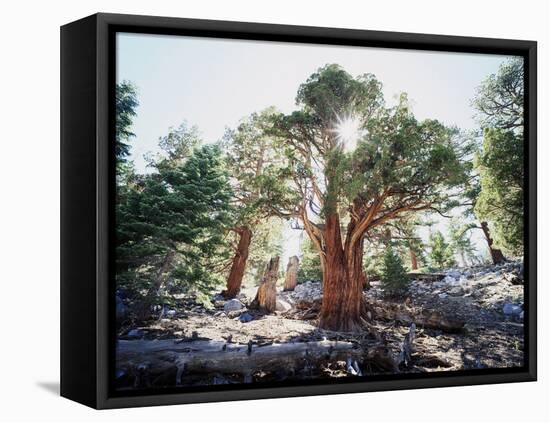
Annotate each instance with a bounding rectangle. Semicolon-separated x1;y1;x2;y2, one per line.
224;299;243;312
503;303;522;315
448;286;463;296
239;312;254;323
127;329;143;338
276;299;292;312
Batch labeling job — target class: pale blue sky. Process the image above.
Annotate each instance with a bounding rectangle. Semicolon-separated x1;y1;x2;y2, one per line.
116;32;515;264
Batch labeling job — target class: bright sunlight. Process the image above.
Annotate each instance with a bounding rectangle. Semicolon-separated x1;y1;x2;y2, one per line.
333;114;363;152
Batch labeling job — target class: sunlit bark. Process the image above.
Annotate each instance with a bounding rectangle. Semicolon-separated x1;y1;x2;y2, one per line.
223;227;252;299
480;221;506;264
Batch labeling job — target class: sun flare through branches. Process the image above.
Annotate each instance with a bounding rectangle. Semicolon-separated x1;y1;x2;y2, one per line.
333;114;363;152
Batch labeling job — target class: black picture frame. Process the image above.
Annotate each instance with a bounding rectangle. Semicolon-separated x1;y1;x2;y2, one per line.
61;12;537;409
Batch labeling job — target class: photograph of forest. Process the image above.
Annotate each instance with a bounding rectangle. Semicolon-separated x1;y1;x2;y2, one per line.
114;33;525;391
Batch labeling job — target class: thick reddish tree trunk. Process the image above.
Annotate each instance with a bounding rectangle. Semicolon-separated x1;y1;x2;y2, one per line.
283;256;300;291
319;214;366;332
410;248;418;270
350;236;368;290
222;227;252;299
480;221;505;264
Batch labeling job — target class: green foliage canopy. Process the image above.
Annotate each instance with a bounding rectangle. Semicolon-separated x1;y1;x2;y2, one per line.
475;129;524;255
223;108;298;226
473;58;524;131
473;58;524;256
271;64;469;255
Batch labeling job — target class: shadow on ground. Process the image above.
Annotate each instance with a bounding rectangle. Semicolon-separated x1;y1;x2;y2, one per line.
36;381;60;396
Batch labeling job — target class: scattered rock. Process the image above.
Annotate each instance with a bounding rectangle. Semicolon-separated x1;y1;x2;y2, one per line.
238;313;254;323
224;299;243;312
276;299;292;312
447;270;462;279
448;286;464;296
292;281;322;301
503;303;522;315
441;276;458;285
127;329;143;338
226;309;244;318
213;300;226;308
212;293;225;302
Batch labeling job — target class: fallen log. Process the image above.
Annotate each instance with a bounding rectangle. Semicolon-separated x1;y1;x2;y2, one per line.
368;300;464;333
116;339;362;387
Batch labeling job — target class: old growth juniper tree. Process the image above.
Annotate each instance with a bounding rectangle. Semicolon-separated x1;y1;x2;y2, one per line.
271;64;468;331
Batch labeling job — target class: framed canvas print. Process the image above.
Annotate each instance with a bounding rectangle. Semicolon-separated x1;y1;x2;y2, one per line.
60;13;537;409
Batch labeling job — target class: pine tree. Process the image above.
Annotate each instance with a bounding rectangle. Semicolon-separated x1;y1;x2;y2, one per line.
380;246;409;296
115;81;139;162
429;231;456;269
116;142;234;317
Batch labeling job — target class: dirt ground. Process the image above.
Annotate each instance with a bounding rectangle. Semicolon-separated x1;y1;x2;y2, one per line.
119;261;524;380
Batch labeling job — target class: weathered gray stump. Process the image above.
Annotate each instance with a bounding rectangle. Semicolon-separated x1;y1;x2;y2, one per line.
250;256;279;313
283;256;300;291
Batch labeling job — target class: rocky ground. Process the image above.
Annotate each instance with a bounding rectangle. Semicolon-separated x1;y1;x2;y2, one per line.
367;260;525;371
117;261;525;388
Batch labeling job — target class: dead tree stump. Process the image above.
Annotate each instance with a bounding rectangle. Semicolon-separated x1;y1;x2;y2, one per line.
283;256;300;291
251;256;279;313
